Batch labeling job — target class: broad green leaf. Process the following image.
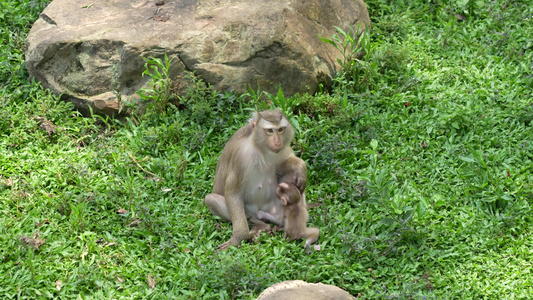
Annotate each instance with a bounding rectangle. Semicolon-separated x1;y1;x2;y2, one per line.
459;156;475;163
380;217;396;225
417;202;426;219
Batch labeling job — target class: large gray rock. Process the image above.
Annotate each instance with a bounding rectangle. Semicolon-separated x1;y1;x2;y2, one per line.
257;280;356;300
26;0;370;115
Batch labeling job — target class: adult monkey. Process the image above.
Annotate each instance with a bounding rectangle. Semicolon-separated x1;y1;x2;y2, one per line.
204;109;307;250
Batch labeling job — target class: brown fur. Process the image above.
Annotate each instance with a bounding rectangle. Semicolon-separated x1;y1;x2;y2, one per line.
276;182;319;254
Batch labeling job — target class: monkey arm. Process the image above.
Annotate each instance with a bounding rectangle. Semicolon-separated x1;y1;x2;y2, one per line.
278;155;307;193
257;210;283;226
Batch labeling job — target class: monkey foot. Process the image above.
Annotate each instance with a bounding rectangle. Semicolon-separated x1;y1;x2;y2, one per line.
218;238;240;250
250;223;271;237
218;242;231;250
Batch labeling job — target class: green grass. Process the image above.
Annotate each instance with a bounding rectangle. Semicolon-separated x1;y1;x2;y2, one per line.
1;0;533;298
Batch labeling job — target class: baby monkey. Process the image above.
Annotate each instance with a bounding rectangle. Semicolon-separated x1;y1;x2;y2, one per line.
258;181;319;254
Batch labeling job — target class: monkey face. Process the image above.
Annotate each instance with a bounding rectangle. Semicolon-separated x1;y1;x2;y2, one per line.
251;110;294;154
262;125;286;153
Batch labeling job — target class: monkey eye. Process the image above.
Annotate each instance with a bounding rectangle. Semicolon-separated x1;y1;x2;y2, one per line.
266;128;275;134
278;127;285;133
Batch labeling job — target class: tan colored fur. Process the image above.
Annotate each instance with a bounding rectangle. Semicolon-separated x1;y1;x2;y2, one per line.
205;110;307;250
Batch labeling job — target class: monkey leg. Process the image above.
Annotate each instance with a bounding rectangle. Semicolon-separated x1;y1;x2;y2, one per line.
219;193;251;250
256;210;283;226
303;227;319;255
205;194;273;247
204;193;231;221
205;193;249;249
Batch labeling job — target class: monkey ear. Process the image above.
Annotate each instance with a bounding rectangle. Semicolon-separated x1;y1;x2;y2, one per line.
250;112;260;128
278;182;290;190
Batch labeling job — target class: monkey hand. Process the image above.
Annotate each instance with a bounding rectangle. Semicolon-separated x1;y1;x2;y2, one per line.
292;174;307;193
256;210;268;220
278;156;307;193
289;164;307;193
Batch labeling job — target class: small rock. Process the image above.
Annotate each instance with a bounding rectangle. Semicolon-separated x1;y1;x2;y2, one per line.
257;280;356;300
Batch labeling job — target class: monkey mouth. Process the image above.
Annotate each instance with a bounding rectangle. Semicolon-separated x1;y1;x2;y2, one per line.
270;148;282;154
